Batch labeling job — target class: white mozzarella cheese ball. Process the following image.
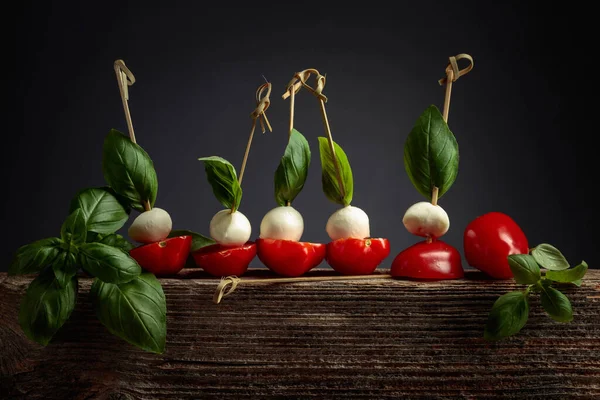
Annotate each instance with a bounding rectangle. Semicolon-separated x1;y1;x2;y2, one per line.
128;207;173;243
259;206;304;241
209;209;251;246
402;201;449;238
326;205;370;241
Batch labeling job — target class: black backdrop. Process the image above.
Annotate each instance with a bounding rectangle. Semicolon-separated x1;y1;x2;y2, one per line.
8;2;595;272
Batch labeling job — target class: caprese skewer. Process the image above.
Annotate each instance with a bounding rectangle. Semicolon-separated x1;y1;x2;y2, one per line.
192;82;272;276
391;54;474;279
256;128;326;276
110;60;192;276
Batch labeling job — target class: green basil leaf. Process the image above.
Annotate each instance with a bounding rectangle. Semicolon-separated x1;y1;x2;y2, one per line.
168;229;215;252
274;129;311;206
532;244;569;271
318;137;353;206
52;251;78;288
198;156;242;210
69;187;130;234
97;233;135;252
540;286;573;322
18;268;77;346
79;243;140;284
546;261;588;283
9;237;62;276
507;254;541;284
90;273;166;354
61;208;87;245
102;129;158;212
404;105;459;200
484;291;529;341
572;279;583;287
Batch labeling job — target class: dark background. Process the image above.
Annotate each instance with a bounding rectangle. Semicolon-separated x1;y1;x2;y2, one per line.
8;2;595;272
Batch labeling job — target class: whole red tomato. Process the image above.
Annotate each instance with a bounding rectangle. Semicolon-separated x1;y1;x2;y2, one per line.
129;235;192;276
257;239;326;277
326;238;390;275
391;240;464;279
192;241;256;277
463;212;529;279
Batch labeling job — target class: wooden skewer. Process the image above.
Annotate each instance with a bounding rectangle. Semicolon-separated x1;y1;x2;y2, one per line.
114;60;137;144
432;54;474;207
236;82;273;201
213;274;394;304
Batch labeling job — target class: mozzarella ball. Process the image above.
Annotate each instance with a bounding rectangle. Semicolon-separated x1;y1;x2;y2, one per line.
326;205;370;240
402;201;449;238
209;209;251;246
128;207;173;243
259;206;304;241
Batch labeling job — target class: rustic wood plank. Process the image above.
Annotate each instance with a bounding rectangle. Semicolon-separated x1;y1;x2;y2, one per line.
1;270;599;399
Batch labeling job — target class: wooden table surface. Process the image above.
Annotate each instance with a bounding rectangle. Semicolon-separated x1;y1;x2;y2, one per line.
1;269;599;399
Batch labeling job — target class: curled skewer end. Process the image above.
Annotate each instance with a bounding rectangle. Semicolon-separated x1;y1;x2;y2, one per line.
213;276;242;304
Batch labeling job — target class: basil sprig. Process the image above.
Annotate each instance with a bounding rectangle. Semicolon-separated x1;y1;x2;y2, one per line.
9;128;173;354
69;187;130;234
404;105;459;200
274;129;311;206
198;156;242;211
318;137;353;206
484;243;588;340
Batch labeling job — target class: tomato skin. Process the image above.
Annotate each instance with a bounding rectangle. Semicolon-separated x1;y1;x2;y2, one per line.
129;236;192;276
256;239;326;277
391;240;464;279
191;241;256;276
326;238;391;275
463;212;529;279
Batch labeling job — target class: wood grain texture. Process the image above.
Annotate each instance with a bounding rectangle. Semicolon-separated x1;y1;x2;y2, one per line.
1;269;599;399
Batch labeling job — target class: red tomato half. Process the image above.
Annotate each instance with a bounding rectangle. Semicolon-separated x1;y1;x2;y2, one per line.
463;212;529;279
129;235;192;276
256;239;326;277
326;238;390;275
192;241;256;277
391;239;464;279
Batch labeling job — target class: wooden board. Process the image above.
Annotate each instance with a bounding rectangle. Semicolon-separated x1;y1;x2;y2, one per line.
1;270;599;399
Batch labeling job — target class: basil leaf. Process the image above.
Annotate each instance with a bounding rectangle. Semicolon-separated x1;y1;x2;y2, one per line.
18;268;77;346
61;208;87;245
540;286;573;322
507;254;541;284
69;187;130;234
9;237;62;275
102;129;158;212
97;233;135;252
546;261;588;284
274;129;311;206
318;137;353;206
198;156;242;210
484;291;529;341
168;229;215;252
52;251;78;288
404;105;459;200
79;243;140;284
90;273;166;354
532;244;569;271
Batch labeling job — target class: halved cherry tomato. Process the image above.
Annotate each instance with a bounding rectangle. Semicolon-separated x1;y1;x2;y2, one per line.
129;235;192;276
464;212;529;279
326;238;390;275
391;239;463;279
192;241;256;276
256;239;326;277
